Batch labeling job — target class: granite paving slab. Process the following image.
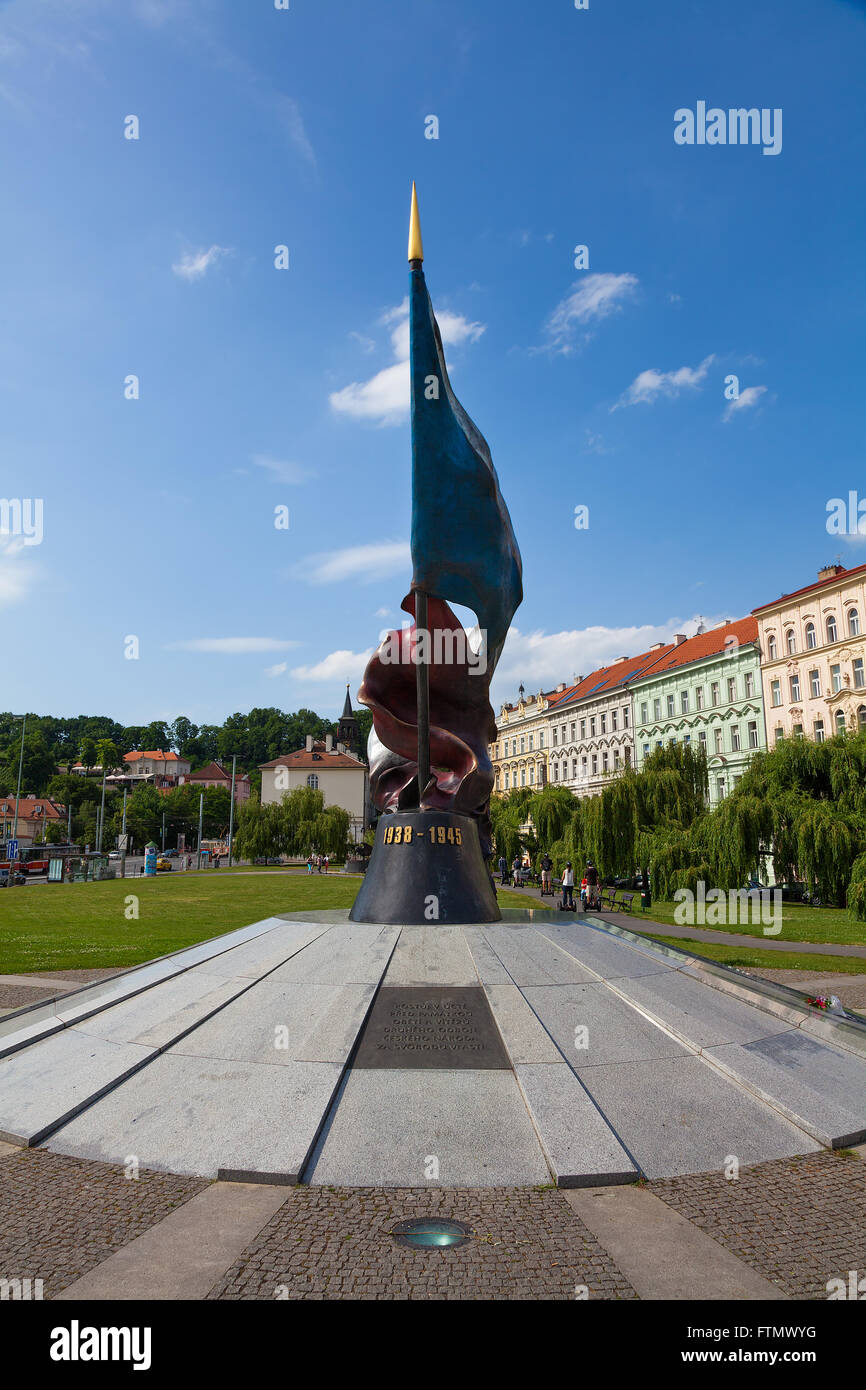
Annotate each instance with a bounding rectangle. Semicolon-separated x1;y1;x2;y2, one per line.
304;1068;551;1187
482;983;563;1064
381;925;478;986
478;926;598;986
537;921;682;980
170;981;376;1066
611;970;798;1049
515;1063;638;1187
522;983;690;1069
0;1031;154;1146
45;1054;345;1182
183;921;330;980
575;1055;822;1179
459;927;514;984
69;973;248;1049
267;924;399;985
706;1032;866;1147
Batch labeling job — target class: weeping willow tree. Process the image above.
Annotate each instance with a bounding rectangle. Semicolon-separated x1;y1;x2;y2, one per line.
847;852;866;921
235;786;351;859
796;802;864;907
705;793;773;890
489;791;527;864
527;785;579;850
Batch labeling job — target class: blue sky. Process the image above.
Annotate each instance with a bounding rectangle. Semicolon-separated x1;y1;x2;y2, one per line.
1;0;864;728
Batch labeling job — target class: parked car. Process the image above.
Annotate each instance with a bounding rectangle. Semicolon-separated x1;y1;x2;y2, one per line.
108;851;122;860
0;868;27;887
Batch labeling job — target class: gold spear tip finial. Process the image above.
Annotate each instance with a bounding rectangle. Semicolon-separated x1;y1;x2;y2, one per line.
408;181;424;263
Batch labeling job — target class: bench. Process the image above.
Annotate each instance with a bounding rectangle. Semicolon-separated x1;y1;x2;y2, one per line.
600;888;618;910
617;891;636;912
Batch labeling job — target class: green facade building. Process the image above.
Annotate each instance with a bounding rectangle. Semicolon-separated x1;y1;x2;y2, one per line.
630;618;766;806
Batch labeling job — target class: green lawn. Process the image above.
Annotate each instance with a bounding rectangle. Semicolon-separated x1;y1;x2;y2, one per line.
641;934;866;975
628;898;866;946
0;877;540;974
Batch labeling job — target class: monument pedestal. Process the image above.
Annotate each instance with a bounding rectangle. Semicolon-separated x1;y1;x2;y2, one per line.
348;810;500;924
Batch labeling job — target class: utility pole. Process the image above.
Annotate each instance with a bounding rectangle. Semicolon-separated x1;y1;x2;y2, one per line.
161;810;166;853
196;792;204;871
12;714;26;840
97;764;107;852
227;755;237;867
67;802;72;844
120;788;128;879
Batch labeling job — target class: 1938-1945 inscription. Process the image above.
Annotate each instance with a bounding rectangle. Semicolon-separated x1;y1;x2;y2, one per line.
353;987;511;1070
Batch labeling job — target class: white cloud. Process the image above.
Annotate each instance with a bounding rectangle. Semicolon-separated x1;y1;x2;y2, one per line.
291;648;374;682
491;615;728;702
374;606;392;618
542;273;638;353
612;354;715;411
349;331;376;354
264;661;287;678
296;540;410;586
723;385;767;420
581;430;612;456
166;637;300;653
0;536;36;606
330;300;485;426
251;454;312;484
172;245;231;280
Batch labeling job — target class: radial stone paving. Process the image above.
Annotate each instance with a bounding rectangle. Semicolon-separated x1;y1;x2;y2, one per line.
0;911;863;1186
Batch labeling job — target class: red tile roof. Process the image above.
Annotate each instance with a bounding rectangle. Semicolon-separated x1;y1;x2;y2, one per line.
260;740;365;771
752;562;866;616
546;643;678;711
0;797;65;819
124;750;183;763
628;617;759;678
186;761;250;783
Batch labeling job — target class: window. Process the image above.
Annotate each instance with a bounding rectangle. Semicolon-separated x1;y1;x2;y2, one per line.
306;773;318;789
572;758;578;778
625;746;631;764
591;754;598;775
805;622;816;649
602;753;609;772
520;737;525;753
698;731;707;748
714;728;722;753
623;705;629;728
512;739;517;755
539;732;545;748
611;709;618;731
711;682;720;705
580;719;586;740
529;765;535;785
775;727;784;744
831;664;842;694
570;722;576;740
786;629;796;654
814;720;825;743
771;679;782;706
667;694;675;717
854;659;865;690
790;674;801;702
684;734;691;746
681;691;689;713
528;735;533;751
745;672;754;697
504;772;509;789
836;710;847;734
827;615;838;643
561;725;567;743
552;764;557;782
768;635;777;659
653;698;661;720
600;713;607;734
581;756;588;776
717;777;726;800
590;717;596;737
695;686;704;710
643;744;650;758
520;768;526;786
748;720;758;748
849;609;860;637
552;729;557;746
640;702;648;724
810;669;821;699
731;725;741;752
859;706;866;731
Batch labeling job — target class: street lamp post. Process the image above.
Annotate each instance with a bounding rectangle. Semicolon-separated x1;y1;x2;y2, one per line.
227;755;237;867
12;714;27;841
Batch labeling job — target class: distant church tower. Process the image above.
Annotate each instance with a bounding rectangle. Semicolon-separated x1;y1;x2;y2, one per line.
338;684;360;755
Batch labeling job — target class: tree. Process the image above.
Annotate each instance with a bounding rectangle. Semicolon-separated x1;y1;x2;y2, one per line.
95;738;119;773
79;737;98;772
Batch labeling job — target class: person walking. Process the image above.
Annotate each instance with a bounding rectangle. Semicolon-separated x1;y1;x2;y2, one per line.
540;852;552;895
561;861;575;910
306;856;313;875
497;854;508;886
323;854;329;874
511;854;522;887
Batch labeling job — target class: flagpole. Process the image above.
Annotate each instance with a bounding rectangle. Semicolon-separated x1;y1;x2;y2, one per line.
408;182;430;804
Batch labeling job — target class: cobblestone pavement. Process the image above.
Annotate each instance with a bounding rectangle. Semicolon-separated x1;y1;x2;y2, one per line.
0;1146;208;1298
649;1150;866;1300
206;1186;638;1300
